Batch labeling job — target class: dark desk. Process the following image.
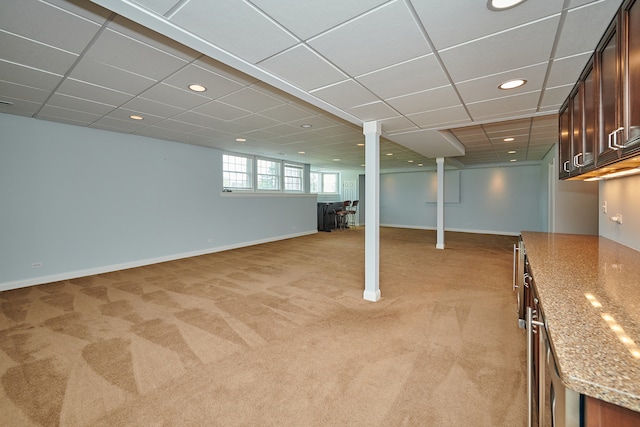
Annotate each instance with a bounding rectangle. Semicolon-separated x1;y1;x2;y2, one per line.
317;202;343;231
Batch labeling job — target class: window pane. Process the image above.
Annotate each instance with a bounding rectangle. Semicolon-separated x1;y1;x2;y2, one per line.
323;173;338;193
257;159;281;190
223;154;252;189
284;164;303;191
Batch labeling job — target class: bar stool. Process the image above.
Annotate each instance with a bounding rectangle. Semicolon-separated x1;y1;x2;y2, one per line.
334;200;351;230
348;200;359;229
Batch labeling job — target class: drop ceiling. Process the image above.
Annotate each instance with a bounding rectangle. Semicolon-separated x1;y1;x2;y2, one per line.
0;0;623;171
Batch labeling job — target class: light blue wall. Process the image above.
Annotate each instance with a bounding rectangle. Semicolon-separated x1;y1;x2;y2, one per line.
379;165;544;235
0;114;317;290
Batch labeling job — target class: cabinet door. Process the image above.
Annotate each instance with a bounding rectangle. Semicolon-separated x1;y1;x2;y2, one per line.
583;63;597;169
597;24;622;166
623;0;640;152
571;86;584;172
559;104;572;179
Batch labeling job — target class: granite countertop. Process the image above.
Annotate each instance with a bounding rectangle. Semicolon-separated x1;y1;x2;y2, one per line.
521;232;640;413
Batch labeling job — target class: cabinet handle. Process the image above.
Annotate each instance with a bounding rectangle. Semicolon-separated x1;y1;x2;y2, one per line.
612;127;626;149
527;306;545;427
563;160;570;172
608;130;619;150
573;152;584;167
513;244;519;291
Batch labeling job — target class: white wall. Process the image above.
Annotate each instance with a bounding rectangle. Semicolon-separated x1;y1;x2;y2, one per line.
0;114;317;290
599;173;640;251
378;164;544;235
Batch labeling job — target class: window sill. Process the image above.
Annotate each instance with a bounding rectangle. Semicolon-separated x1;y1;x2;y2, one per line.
220;192;316;198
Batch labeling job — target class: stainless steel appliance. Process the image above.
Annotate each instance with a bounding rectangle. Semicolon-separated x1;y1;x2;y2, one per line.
527;306;581;427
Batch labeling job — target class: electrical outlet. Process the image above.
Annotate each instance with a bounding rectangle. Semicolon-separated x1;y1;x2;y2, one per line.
31;262;43;268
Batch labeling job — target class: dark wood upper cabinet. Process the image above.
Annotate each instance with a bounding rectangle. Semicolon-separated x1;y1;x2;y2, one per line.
559;0;640;179
583;64;597;169
559;104;571;179
596;22;621;166
623;0;640;151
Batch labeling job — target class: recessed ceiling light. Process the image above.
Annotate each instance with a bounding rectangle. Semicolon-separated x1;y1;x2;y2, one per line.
361;164;366;167
504;137;515;142
386;153;393;156
357;143;365;147
487;0;527;11
129;115;143;120
418;163;424;167
499;79;527;90
235;138;246;142
508;150;516;154
298;151;305;154
301;124;312;128
333;158;340;161
510;159;517;162
408;160;414;163
188;84;207;92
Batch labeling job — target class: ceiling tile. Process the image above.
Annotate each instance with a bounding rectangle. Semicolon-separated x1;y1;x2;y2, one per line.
0;81;50;105
38;104;102;124
121;96;184;118
58;78;133;107
539;85;573;110
466;91;541;121
545;53;592;89
250;0;386;40
162;64;246;99
260;44;347;91
439;15;560;83
406;105;471;129
192;100;251;121
44;0;113;23
47;93;115;115
69;58;156;95
218;87;284;113
308;0;431;76
310;80;378;110
356;54;449;100
0;60;63;92
555;1;623;58
85;28;188;81
387;85;460;116
414;0;563;50
259;104;314;123
0;98;41;117
347;101;398;122
1;0;103;54
0;31;78;76
128;0;179;17
456;62;548;104
170;0;298;63
140;83;209;110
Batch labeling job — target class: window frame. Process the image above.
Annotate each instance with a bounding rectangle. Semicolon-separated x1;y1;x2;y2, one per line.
310;171;340;194
283;162;305;193
222;153;253;191
256;157;282;191
222;152;308;194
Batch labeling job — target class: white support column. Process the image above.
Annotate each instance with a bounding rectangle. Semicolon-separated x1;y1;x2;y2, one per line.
436;157;445;250
363;121;381;302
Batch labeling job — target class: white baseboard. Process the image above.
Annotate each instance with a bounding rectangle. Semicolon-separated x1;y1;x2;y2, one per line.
0;230;317;292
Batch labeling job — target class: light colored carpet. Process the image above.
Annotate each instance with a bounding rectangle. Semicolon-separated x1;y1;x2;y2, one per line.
0;227;526;426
